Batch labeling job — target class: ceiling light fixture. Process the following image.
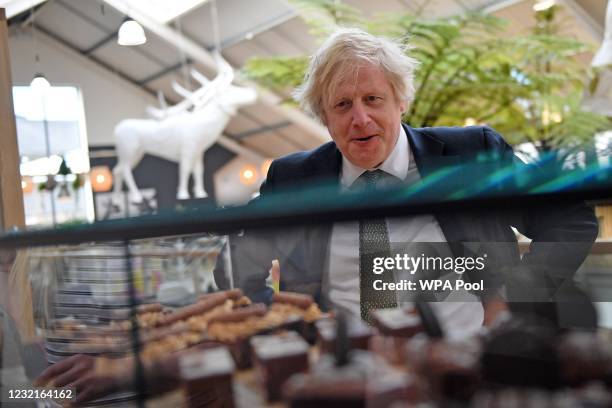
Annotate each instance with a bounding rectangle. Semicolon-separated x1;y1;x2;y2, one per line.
28;2;50;89
118;19;147;46
30;72;50;90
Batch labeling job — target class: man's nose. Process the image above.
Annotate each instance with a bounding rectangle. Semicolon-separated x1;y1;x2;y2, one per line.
351;102;371;128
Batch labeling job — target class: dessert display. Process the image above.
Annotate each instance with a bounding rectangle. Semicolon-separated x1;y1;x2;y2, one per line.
271;292;324;342
471;383;612;407
371;307;422;338
140;325;205;362
368;305;426;365
481;323;561;389
557;332;612;387
110;303;172;330
251;332;309;401
416;339;481;404
206;303;271;341
52;290;248;374
205;303;271;368
70;291;321;375
44;290;612;408
169;292;238;331
46;318;132;356
315;316;373;354
283;350;373;408
365;371;420;408
180;347;236;408
270;292;323;323
284;347;416;407
284;313;414;408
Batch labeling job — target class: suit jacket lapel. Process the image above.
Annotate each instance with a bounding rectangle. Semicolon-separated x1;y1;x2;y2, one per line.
306;141;343;185
403;124;462;177
403;124;444;169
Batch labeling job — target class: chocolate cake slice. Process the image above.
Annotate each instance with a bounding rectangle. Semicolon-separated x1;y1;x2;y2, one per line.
371;307;422;338
316;317;373;354
179;346;236;408
251;332;309;401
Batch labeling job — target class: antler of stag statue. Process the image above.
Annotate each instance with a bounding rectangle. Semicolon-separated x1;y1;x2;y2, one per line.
112;52;257;204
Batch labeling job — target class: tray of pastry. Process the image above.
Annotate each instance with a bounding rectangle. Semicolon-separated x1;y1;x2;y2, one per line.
45;294;612;407
73;290;324;371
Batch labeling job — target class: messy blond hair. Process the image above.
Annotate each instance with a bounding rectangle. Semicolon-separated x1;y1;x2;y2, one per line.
293;27;419;123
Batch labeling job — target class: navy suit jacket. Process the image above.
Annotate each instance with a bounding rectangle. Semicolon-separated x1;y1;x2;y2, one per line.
219;124;598;308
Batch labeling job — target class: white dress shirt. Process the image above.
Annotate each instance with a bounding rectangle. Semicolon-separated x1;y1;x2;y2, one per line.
326;125;484;339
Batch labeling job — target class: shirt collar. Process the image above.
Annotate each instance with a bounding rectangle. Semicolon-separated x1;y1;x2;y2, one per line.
340;124;409;188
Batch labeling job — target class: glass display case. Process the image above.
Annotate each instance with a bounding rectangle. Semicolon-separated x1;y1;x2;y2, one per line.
0;156;611;407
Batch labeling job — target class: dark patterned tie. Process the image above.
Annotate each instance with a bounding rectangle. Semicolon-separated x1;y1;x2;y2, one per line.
355;170;398;322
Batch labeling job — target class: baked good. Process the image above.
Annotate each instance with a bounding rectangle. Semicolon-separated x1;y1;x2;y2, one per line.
371;307;422;338
316;317;373;354
365;371;420;407
284;350;386;408
271;292;323;342
251;332;309;401
418;339;481;404
481;324;561;389
180;347;236;408
558;332;612;387
206;303;272;368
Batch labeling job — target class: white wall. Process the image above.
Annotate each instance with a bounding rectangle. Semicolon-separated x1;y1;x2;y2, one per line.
8;27;154;147
214;156;266;204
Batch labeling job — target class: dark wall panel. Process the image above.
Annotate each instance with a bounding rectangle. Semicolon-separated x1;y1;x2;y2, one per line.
90;144;235;216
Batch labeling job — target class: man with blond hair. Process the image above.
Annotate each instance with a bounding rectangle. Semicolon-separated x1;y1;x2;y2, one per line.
225;28;597;338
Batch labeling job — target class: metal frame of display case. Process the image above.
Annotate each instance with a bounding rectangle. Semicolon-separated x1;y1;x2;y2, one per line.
0;182;611;249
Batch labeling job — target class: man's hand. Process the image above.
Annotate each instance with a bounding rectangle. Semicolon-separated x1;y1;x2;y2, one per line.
482;296;510;327
35;354;120;404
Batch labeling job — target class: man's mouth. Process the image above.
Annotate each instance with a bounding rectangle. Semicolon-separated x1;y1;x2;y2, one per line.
353;135;376;142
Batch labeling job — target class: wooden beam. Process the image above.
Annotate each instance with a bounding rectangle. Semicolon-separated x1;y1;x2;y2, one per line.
0;8;25;231
596;205;612;239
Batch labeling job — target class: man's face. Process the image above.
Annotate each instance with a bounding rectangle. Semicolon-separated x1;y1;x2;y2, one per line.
322;63;406;169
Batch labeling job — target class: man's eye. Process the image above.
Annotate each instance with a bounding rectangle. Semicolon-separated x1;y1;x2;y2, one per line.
335;100;350;109
366;95;382;102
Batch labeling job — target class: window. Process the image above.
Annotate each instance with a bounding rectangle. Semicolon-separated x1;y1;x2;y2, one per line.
13;85;94;226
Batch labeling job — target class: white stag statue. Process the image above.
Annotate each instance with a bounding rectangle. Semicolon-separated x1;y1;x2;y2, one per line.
112;53;257;203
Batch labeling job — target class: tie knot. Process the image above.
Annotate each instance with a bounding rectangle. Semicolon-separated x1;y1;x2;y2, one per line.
353;170;398;191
